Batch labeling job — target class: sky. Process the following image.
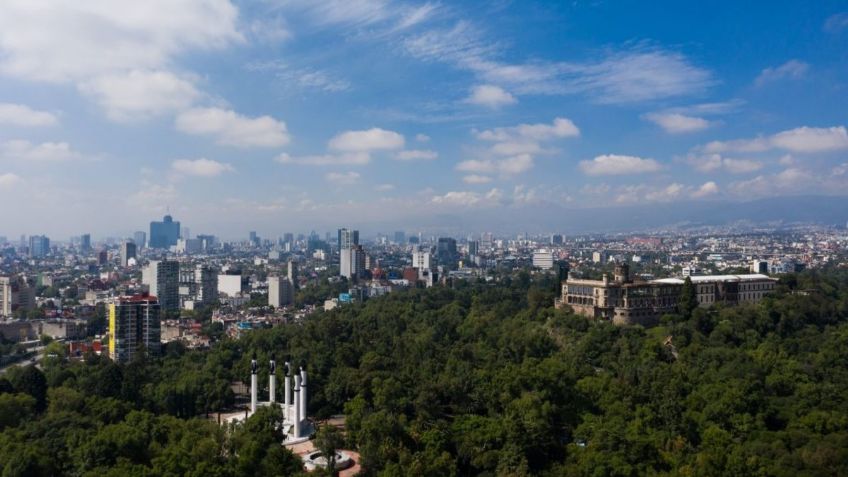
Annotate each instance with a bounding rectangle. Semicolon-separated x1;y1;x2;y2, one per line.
0;0;847;239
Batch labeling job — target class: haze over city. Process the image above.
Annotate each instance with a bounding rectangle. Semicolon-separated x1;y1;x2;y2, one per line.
1;1;847;238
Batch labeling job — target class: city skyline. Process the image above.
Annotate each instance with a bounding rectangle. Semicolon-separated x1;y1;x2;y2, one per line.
1;1;847;237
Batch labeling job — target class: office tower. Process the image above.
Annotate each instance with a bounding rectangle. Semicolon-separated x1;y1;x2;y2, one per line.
108;294;161;362
468;240;480;256
287;260;299;289
412;249;431;270
80;234;91;253
340;245;365;280
142;260;179;311
437;237;458;268
394;231;406;244
149;214;181;249
28;235;50;258
0;276;35;317
268;276;294;308
120;241;137;267
551;234;564;245
337;228;359;249
133;231;147;249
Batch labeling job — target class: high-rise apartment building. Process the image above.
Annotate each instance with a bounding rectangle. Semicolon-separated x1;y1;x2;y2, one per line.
268;276;294;308
0;276;35;317
109;294;161;362
29;235;50;258
142;260;180;311
149;215;180;249
120;241;137;267
340;245;365;280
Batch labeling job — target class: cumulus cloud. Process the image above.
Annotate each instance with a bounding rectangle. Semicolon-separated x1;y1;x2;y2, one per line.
395;149;438;161
275;152;371;166
700;126;848;154
79;70;200;121
176;108;290;147
462;174;492;184
0;173;22;187
456;154;534;176
755;60;809;86
171;158;234;177
465;84;517;108
643;112;711;134
686;154;763;174
431;188;503;207
0;103;58;127
475;117;580;142
328;128;405;152
692;181;719;198
0;140;83;162
579;154;662;176
325;171;361;184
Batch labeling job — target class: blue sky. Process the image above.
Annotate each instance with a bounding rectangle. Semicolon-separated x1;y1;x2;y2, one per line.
0;0;847;239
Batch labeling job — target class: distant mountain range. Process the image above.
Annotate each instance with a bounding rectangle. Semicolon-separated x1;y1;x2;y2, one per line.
404;195;848;235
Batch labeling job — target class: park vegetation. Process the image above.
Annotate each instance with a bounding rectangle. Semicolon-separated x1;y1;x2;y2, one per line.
1;269;847;476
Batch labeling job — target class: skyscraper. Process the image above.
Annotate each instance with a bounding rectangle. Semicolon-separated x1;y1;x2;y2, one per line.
109;294;161;362
338;228;359;250
80;234;91;253
287;260;299;289
143;260;180;311
149;214;180;249
133;231;147;249
120;241;137;267
268;276;294;308
28;235;50;258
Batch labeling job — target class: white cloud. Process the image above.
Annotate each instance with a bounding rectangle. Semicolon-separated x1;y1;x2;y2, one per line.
395;149;438;161
431;188;502;207
824;13;848;33
755;60;809;86
0;0;242;83
0;140;83;162
692;181;719;198
686;154;763;174
770;126;848;153
462;174;492;184
325;171;361;184
176;108;290;148
579;154;662;176
700;126;848;154
0;103;57;126
328;128;405;152
476;117;580;142
456;154;534;176
0;173;22;187
79;70;200;121
171;158;234;177
643;112;711;134
415;133;431;142
275;152;371;166
465;84;517;108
